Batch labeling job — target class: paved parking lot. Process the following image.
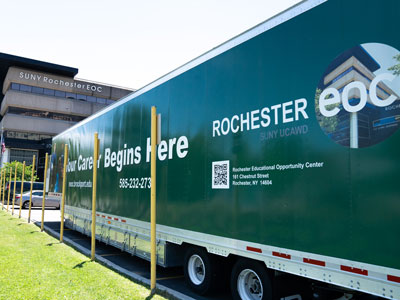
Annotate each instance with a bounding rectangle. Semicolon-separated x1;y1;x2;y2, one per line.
4;204;60;222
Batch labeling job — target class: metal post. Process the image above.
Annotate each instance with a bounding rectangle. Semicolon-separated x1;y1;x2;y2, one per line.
7;170;12;211
11;163;18;215
18;162;25;218
60;144;68;243
28;155;36;223
41;154;49;231
350;112;358;149
91;133;99;261
150;106;157;293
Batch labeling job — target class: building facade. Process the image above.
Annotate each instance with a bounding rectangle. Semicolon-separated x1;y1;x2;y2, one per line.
317;45;400;148
0;53;134;179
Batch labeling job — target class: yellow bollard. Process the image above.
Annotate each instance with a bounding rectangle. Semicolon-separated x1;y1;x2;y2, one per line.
41;154;49;231
91;133;99;261
19;162;25;218
28;155;36;223
12;163;18;215
60;144;68;243
150;106;157;293
7;170;12;212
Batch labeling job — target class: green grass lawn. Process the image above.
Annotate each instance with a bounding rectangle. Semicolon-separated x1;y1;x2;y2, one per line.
0;210;169;300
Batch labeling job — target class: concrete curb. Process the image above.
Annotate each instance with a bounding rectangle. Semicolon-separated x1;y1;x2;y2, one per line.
30;219;196;300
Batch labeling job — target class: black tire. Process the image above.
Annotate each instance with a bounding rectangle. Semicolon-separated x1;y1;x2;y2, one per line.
231;258;272;300
22;201;30;209
183;247;219;295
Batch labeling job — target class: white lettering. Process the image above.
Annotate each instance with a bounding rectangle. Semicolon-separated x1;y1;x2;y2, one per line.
158;140;168;161
342;81;367;113
221;118;230;135
250;110;260;129
213;120;221;137
369;73;397;107
104;148;111;167
176;136;189;158
231;115;240;133
319;88;341;117
282;101;293;123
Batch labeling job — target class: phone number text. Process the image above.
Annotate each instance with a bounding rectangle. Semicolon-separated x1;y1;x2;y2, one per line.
119;177;151;189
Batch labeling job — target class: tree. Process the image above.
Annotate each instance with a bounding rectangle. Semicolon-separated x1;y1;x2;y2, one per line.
388;54;400;76
0;161;38;183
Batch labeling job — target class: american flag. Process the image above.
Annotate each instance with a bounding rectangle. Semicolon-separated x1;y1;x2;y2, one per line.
0;130;5;153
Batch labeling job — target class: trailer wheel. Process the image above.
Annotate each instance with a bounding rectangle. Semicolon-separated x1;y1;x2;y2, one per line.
183;247;218;295
231;259;272;300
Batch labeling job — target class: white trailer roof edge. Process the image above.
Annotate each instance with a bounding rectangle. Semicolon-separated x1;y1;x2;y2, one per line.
54;0;327;139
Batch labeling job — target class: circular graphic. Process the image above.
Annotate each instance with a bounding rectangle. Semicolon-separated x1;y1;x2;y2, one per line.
315;43;400;148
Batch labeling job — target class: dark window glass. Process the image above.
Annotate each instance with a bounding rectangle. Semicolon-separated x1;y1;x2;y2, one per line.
20;84;32;92
66;92;76;99
32;87;44;94
87;96;96;103
55;90;66;98
97;97;106;104
11;83;20;90
77;94;87;101
44;88;55;96
106;99;114;105
7;106;86;122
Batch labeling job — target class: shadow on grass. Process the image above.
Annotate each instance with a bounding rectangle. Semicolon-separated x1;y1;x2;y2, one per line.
30;231;39;234
145;292;156;300
46;242;60;247
73;260;91;269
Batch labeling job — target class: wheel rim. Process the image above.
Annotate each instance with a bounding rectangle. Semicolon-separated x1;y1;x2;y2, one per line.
237;269;263;300
187;254;205;285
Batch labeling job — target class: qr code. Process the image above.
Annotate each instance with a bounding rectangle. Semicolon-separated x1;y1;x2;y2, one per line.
212;160;230;189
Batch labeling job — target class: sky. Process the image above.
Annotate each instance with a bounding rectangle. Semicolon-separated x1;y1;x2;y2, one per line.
1;0;301;90
362;43;400;96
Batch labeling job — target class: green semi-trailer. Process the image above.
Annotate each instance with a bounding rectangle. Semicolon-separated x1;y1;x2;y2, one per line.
49;0;400;299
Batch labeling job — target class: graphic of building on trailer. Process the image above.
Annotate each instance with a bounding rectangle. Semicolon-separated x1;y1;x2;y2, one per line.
318;45;400;148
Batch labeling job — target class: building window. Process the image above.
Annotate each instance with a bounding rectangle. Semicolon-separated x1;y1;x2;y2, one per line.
44;88;55;96
66;92;77;99
20;84;32;92
6;130;52;141
32;86;44;94
87;96;97;102
7;82;115;105
7;106;86;122
55;90;66;98
11;83;20;90
77;94;87;101
9;149;38;165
